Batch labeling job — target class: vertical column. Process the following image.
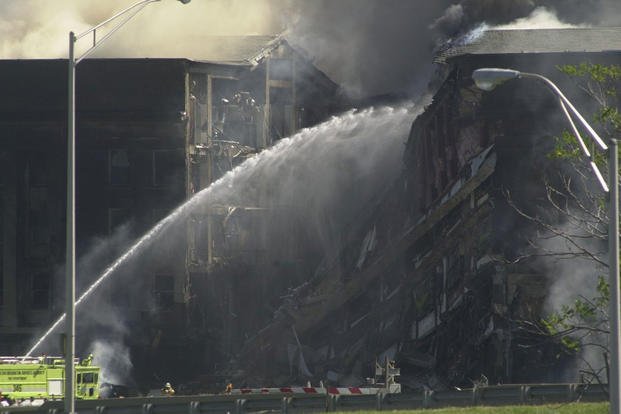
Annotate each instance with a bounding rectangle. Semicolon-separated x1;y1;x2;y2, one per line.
609;138;620;414
206;75;213;266
65;31;76;414
183;70;193;319
184;71;193;198
2;148;17;328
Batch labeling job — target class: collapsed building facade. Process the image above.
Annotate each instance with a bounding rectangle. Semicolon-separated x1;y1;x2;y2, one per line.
0;36;341;386
224;28;621;390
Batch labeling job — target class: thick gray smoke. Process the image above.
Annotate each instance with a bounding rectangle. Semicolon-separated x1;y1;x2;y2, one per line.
431;0;621;39
3;0;619;99
285;0;621;98
285;0;453;98
90;340;133;386
431;0;535;39
0;0;452;98
32;223;139;357
534;219;608;382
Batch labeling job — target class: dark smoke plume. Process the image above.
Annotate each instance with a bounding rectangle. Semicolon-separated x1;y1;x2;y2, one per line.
284;0;620;98
4;1;619;99
431;0;621;40
285;0;453;98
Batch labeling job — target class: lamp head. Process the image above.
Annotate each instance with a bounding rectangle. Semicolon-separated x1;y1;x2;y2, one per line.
472;68;521;91
177;0;191;3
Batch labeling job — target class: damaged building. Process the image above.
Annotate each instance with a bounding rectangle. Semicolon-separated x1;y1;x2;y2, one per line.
2;26;621;393
224;27;621;390
0;35;341;385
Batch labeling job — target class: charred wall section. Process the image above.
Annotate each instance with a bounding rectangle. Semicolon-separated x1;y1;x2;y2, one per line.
228;49;619;390
0;59;188;356
182;42;342;387
0;50;342;390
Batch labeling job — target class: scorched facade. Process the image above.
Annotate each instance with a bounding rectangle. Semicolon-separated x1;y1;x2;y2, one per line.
0;36;341;386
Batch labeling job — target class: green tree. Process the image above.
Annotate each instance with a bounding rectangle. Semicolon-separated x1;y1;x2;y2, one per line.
511;62;621;385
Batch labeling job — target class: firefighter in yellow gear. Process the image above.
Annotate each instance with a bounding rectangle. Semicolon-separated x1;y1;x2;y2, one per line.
80;354;93;366
161;382;175;396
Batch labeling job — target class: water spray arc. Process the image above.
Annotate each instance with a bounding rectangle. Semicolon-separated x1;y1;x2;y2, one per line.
24;195;195;358
26;102;425;378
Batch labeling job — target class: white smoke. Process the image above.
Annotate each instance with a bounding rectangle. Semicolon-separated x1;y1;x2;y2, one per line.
494;7;587;30
90;340;133;385
535;217;607;382
449;6;585;48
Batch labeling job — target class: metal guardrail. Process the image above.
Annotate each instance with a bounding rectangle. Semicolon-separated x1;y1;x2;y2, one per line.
0;383;608;414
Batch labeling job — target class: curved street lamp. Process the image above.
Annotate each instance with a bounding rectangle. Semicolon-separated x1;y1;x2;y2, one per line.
66;1;190;413
472;67;620;414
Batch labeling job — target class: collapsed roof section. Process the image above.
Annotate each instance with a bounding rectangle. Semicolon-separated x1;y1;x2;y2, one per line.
187;35;283;65
87;33;317;71
86;34;281;64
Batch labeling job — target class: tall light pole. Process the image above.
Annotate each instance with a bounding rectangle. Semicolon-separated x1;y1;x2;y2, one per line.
65;1;190;413
472;67;620;414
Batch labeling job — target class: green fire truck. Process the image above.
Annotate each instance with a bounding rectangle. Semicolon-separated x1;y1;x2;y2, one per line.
0;355;100;400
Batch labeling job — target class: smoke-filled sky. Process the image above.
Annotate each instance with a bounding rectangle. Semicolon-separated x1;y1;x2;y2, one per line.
1;0;620;97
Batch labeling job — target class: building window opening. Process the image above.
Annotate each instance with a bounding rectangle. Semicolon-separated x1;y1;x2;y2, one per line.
27;152;48;187
153;274;174;310
0;197;3;307
152;149;183;188
31;271;50;310
108;207;130;235
0;264;3;308
219;91;260;148
109;149;130;186
269;87;294;142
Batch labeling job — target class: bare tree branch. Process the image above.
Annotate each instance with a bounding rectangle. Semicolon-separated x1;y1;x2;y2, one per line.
504;189;607;267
